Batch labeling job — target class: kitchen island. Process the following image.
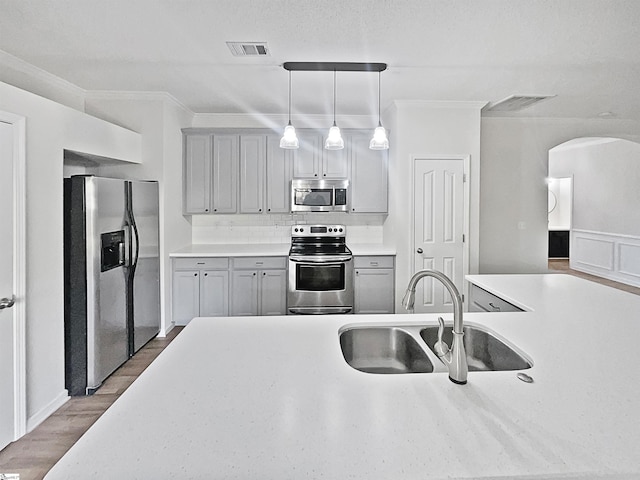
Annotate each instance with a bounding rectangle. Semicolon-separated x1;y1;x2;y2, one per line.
46;274;640;479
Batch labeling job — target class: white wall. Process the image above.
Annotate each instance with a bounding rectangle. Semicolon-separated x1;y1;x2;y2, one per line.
549;138;640;236
548;137;640;286
479;117;640;274
0;81;141;430
84;92;194;335
384;101;483;312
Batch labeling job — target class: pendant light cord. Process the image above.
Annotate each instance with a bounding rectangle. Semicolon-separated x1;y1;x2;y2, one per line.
333;70;337;125
377;71;382;126
288;70;292;123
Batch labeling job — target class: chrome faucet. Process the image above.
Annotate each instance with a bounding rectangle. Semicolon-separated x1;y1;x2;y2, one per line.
401;270;468;385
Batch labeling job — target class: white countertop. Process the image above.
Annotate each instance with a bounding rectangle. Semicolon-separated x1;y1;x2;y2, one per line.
170;243;395;257
46;274;640;479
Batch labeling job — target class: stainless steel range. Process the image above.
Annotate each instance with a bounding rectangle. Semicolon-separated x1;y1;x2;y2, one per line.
287;225;354;314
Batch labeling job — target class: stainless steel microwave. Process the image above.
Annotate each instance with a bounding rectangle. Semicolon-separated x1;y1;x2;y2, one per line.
291;179;349;212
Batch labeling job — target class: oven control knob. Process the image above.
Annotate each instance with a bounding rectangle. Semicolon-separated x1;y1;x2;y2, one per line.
300;228;304;232
339;228;343;232
328;228;333;232
294;228;298;232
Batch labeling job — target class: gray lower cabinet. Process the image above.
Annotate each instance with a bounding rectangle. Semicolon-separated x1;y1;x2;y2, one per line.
172;258;230;325
468;284;523;313
231;257;287;316
353;256;395;314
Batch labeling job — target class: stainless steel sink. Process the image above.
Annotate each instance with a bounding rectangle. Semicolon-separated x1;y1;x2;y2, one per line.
340;327;434;374
420;324;532;371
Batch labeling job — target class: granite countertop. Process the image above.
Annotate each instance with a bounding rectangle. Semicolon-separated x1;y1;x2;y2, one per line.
170;243;396;257
46;274;640;479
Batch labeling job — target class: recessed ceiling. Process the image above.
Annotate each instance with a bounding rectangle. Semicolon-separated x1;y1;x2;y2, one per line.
1;0;640;121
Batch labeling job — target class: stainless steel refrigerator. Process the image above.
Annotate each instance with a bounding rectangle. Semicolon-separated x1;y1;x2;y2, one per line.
64;175;160;395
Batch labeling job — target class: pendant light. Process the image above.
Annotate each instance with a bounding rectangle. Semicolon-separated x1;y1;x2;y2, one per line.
280;70;299;149
325;70;344;150
369;71;389;150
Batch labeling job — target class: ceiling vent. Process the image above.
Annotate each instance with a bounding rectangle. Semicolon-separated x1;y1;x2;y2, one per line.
226;42;270;57
485;94;555;112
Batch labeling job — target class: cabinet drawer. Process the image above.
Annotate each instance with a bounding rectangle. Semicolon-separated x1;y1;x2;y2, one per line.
353;256;395;269
232;256;287;269
173;257;229;270
469;285;523;313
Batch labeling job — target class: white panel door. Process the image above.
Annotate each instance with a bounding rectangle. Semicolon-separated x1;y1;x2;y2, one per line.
0;120;15;449
413;159;465;313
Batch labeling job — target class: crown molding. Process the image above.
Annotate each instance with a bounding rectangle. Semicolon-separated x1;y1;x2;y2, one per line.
0;49;86;97
392;100;488;110
192;112;377;129
85;90;193;117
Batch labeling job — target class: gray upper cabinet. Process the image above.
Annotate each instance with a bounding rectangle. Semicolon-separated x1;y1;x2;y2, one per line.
266;135;291;213
239;135;266;213
182;128;388;215
292;132;349;179
292;133;323;178
183;134;211;214
212;134;239;213
349;133;388;213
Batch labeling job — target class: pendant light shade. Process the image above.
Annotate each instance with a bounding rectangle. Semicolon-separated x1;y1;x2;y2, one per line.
280;70;299;149
369;71;389;150
325;70;344;150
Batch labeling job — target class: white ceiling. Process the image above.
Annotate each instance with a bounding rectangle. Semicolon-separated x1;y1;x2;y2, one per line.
1;0;640;120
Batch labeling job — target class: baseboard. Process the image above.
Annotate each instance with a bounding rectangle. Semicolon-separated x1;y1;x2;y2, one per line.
26;390;69;433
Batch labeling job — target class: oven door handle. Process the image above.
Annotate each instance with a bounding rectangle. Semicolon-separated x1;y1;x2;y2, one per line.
289;255;353;263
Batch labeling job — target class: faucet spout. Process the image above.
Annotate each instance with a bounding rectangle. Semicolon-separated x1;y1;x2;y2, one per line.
402;269;468;384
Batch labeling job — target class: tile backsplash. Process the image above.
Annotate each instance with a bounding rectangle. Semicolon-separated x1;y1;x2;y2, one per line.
192;213;385;244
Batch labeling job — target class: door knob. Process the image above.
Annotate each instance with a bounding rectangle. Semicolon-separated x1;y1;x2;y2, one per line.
416;248;423;254
0;295;16;310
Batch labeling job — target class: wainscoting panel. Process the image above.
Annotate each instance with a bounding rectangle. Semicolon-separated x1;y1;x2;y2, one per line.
571;230;640;287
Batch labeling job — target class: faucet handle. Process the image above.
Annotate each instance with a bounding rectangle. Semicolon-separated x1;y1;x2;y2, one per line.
433;317;450;358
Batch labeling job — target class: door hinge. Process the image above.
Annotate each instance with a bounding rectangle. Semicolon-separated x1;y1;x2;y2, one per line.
462;294;465;303
462;234;465;243
463;173;467;183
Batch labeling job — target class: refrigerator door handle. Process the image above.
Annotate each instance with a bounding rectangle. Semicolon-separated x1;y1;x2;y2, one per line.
123;224;133;267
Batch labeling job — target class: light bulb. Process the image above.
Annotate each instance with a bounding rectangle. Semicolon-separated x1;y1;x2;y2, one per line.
369;125;389;150
280;123;299;149
325;124;344;150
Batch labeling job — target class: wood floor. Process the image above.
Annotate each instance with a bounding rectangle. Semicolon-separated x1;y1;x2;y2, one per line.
0;326;183;480
548;259;640;296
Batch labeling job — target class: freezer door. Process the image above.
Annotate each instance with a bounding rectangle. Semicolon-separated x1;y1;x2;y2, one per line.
86;177;129;391
128;180;161;353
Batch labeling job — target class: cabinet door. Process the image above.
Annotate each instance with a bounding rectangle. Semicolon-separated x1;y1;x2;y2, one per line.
231;270;259;316
200;270;229;317
212;135;238;213
292;133;322;178
259;269;287;315
354;268;395;314
322;141;349;179
240;135;266;213
266;136;291;213
173;270;200;325
350;133;388;213
184;134;211;214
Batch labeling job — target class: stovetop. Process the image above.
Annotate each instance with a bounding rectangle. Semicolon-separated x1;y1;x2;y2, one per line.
289;225;351;257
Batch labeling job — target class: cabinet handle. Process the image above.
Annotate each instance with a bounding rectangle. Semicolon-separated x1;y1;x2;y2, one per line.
314;173;318;177
205;209;209;212
263;272;266;276
417;248;423;254
214;209;217;212
253;272;256;276
194;273;198;276
204;273;208;277
259;209;262;212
